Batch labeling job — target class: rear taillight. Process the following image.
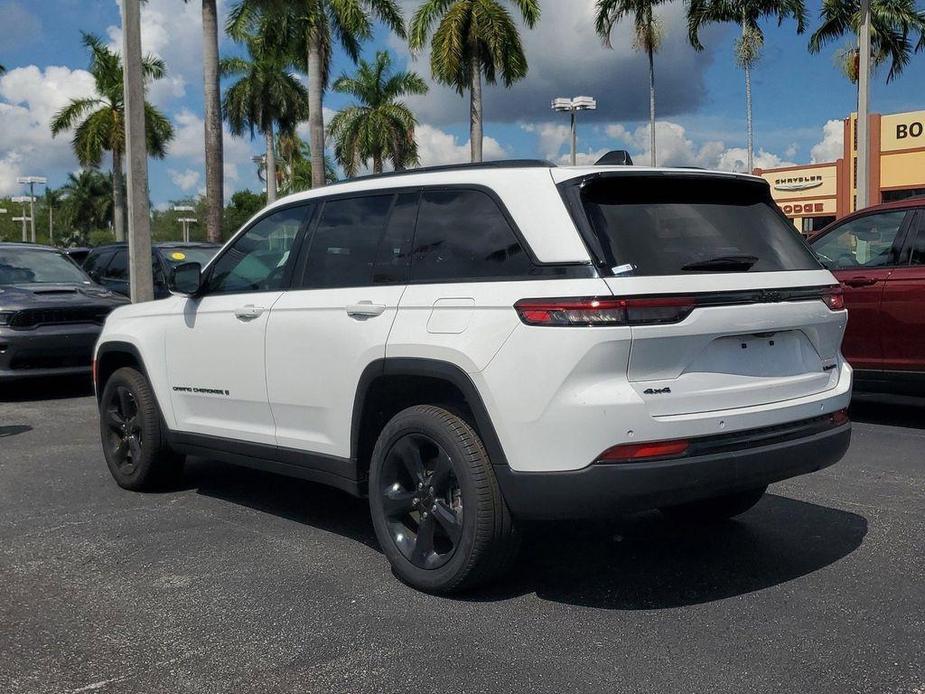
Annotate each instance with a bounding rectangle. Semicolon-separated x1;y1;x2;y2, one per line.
597;439;690;463
830;408;849;426
822;286;845;311
514;296;695;327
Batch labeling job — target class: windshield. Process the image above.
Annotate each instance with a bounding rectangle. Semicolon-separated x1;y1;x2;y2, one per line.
160;247;219;268
571;175;821;276
0;248;91;285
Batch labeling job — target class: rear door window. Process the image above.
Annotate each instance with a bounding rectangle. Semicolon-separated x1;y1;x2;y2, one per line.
812;211;908;270
411;189;532;282
573;176;820;275
104;249;129;280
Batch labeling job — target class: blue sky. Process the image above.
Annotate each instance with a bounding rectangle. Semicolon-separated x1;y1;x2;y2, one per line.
1;0;924;206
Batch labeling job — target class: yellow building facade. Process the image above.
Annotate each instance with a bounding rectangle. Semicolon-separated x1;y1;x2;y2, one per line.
755;109;925;234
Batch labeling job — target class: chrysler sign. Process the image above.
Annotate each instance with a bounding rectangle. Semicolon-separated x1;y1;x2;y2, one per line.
774;175;824;192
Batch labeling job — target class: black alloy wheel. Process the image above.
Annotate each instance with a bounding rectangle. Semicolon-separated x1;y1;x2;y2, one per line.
103;385;143;476
379;433;464;570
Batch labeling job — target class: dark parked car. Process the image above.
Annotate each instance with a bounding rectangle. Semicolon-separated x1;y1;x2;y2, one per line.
82;242;220;299
0;243;128;382
810;196;925;394
63;247;91;265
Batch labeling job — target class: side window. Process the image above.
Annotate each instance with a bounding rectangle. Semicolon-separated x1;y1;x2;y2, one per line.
909;214;925;266
411;189;532;282
373;192;417;285
206;206;308;294
812;211;907;270
300;195;395;289
83;250;114;277
104;249;129;280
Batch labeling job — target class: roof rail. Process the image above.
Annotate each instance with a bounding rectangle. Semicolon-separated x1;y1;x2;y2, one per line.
339;159;556;184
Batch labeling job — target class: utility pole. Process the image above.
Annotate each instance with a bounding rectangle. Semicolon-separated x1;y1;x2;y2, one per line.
16;177;45;243
856;0;872;211
121;0;155;303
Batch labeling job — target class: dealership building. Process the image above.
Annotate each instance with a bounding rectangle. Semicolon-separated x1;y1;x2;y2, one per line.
755;109;925;234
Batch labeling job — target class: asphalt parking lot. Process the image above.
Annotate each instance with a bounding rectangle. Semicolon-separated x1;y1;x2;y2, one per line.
0;380;922;694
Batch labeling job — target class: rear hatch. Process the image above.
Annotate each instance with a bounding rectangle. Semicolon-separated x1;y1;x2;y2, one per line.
560;171;847;417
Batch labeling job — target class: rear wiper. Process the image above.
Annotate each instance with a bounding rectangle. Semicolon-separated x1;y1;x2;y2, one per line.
681;255;759;272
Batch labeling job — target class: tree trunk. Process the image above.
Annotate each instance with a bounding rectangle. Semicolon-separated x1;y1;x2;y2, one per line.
112;151;126;242
201;0;224;243
648;47;657;167
373;152;383;175
307;34;326;189
470;55;483;163
265;127;277;203
744;58;754;173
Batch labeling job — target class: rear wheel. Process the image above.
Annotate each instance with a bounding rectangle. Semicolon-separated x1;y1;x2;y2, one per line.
369;405;518;593
99;367;183;491
660;486;768;523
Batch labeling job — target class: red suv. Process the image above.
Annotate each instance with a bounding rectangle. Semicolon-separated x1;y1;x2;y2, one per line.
810;197;925;394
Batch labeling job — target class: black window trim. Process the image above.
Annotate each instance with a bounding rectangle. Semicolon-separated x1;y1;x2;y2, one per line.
814;208;916;270
275;183;595;293
199;200;316;297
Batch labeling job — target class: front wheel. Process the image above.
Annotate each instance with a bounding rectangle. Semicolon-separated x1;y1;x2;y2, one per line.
368;405;519;593
99;367;184;491
660;486;768;523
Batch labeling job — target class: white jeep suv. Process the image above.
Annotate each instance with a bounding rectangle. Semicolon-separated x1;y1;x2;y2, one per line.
94;160;852;593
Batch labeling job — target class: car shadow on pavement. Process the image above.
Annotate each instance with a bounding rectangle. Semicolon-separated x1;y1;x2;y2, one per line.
0;376;93;402
185;459;867;610
849;396;925;430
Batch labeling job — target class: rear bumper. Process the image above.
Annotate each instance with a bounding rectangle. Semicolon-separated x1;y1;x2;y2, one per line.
494;421;851;519
0;324;99;381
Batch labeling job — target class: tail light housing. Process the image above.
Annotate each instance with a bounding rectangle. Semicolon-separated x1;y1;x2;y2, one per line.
822;286;845;311
514;296;695;327
597;439;690;463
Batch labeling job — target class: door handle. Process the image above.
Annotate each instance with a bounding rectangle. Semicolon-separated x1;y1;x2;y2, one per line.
234;304;266;321
346;301;386;318
842;277;878;288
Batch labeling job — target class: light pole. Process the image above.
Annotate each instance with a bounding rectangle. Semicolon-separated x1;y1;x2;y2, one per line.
11;196;32;242
16;176;46;243
173;205;195;242
178;218;198;243
552;96;598;166
856;0;872;210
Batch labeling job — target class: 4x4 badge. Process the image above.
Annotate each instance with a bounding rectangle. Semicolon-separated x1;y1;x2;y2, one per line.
643;387;672;395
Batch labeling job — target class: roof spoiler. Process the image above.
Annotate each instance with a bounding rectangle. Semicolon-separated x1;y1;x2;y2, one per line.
595;150;634;166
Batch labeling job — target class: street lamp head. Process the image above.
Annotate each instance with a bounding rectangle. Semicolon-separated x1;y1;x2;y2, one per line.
11;196;33;204
173;205;195;213
551;97;574;112
572;96;597;111
16;176;47;185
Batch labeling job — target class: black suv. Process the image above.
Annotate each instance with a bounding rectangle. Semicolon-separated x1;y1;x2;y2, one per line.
82;243;220;299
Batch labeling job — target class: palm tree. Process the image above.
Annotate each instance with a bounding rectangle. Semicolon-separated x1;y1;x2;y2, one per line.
410;0;540;163
596;0;667;166
689;0;806;173
276;131;338;193
809;0;925;84
328;51;427;176
50;33;173;241
229;0;406;190
221;25;309;204
184;0;224;243
43;188;63;244
58;170;115;244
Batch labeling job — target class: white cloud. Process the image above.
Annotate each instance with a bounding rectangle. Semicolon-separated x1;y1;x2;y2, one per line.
168;168;201;193
811;119;844;164
414;124;507;166
521;122;573;160
0;65;99;195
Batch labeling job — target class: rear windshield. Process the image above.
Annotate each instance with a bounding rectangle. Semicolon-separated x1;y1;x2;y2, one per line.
572;176;820;276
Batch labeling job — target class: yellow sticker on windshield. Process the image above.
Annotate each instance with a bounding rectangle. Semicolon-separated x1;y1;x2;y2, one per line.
170;252;186;261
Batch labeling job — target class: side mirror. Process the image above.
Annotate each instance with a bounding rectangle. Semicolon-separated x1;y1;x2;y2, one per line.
168;262;202;296
87;269;101;282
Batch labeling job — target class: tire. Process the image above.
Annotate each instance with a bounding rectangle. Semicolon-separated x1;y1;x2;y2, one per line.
99;367;184;491
368;405;519;593
660;486;768;523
